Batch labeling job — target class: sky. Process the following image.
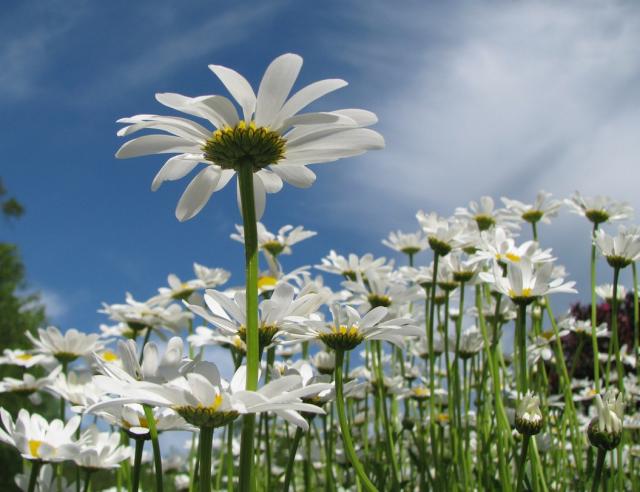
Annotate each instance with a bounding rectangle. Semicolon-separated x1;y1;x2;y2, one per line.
3;0;640;333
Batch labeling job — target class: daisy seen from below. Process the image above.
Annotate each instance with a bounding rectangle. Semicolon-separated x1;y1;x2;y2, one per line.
115;53;384;221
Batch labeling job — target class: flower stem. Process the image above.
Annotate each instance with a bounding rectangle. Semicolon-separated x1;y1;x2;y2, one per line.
335;349;378;492
590;223;601;392
27;461;41;492
591;448;606;492
374;341;401;487
283;426;304;492
131;437;144;492
515;435;531;492
138;328;152;365
605;266;623;391
199;426;214;492
82;469;92;492
516;303;528;394
237;164;259;492
143;405;163;492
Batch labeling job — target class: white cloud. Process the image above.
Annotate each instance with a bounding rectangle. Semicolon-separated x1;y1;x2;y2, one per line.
39;288;69;320
321;1;640;230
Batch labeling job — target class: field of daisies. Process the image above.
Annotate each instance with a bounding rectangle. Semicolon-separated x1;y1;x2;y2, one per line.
1;53;639;492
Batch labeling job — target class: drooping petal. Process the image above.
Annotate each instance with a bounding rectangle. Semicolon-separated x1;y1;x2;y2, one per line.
271;164;316;188
116;135;199;159
175;166;222;222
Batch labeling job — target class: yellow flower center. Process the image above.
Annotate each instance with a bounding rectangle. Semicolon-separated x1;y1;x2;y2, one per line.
509;288;532;298
29;440;43;458
505;253;521;262
198;393;224;412
101;351;119;362
333;325;360;336
16;354;33;361
202;121;287;171
258;276;278;290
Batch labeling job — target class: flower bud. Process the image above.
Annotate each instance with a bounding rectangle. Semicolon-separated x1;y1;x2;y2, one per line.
515;391;543;436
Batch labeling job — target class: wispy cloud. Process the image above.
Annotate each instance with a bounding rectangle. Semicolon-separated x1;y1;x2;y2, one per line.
0;0;91;101
39;288;69;321
321;1;640;230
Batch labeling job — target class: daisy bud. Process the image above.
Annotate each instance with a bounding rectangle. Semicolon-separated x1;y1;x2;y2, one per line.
515;391;543;436
587;388;625;451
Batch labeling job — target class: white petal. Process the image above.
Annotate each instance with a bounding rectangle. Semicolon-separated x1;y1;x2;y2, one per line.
208;65;256;122
273;79;348;128
151;155;201;191
175;167;222;222
270;164;316;188
192;95;240;128
255;54;303;127
116;135;199;159
255;169;283;193
287;128;385;152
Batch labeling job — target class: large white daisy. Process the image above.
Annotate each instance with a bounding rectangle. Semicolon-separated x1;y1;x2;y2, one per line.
116;53;384;221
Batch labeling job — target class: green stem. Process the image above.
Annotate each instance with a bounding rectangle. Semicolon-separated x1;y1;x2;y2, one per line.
335;350;378;492
198;427;214;492
27;461;41;492
515;435;531;492
591;449;606;492
138;328;152;365
143;405;163;492
374;341;401;487
590;223;601;392
131;437;144;492
283;426;304;492
605;267;623;391
237;164;259;492
516;303;528;394
82;470;92;492
633;262;639;383
226;422;234;492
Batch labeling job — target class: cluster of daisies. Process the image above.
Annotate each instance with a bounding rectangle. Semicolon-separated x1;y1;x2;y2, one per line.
1;190;638;491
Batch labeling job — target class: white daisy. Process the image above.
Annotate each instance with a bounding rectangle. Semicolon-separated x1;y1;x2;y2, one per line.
0;408;80;462
149;263;231;303
454;196;517;231
595;283;627;302
73;426;131;470
26;326;103;364
115;53;384;221
315;250;393;280
381;230;429;256
501;190;562;225
231;222;316;257
0;349;55;369
594;226;640;268
479;259;577;305
185;282;323;351
565;192;633;225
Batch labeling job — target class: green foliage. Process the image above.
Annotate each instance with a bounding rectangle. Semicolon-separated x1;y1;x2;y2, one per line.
0;182;47;491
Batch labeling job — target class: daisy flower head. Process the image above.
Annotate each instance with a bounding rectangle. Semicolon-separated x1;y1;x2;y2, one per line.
515;391;543;436
470;227;554;267
26;326;104;365
416;212;471;256
0;349;55;369
595;283;627;302
342;267;421;312
315;250;393;281
382;230;429;256
287;304;421;352
457;326;484;359
100;293;192;334
90;363;325;431
588;388;625;450
0;408;80;462
73;426;131;470
479;259;577;305
565;192;633;225
150;264;231;303
115;53;384;221
184;282;324;352
594;226;640;269
454;196;517;232
92;404;193;439
0;368;61;405
501;190;562;226
231;222;316;257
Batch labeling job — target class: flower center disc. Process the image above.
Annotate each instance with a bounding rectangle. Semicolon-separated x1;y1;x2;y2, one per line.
202;121;287;171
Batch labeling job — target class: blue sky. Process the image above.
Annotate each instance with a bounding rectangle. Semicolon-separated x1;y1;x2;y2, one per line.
4;0;640;331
